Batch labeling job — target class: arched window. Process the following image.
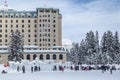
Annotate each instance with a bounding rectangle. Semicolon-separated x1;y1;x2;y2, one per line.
59;54;63;60
26;54;30;60
53;54;56;60
33;54;37;60
40;54;43;60
46;54;50;60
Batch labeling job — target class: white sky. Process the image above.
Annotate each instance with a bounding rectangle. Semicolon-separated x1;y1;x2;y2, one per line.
0;0;120;43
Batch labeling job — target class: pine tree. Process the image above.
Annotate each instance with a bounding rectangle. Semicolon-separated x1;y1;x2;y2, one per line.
79;39;88;64
8;30;24;62
113;31;120;64
85;31;97;64
101;31;114;64
70;43;79;65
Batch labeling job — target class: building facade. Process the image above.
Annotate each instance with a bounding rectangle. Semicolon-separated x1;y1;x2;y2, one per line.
0;1;66;64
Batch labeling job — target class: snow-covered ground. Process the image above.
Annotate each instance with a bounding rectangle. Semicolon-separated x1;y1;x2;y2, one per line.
0;70;120;80
0;65;120;80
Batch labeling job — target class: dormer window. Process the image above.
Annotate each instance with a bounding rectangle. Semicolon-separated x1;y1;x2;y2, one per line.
0;15;2;18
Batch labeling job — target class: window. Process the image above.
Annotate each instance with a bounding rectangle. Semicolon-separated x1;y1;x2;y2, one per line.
5;15;7;18
48;20;50;22
53;20;55;23
5;39;7;42
5;35;7;37
53;54;56;60
48;29;50;32
46;54;50;60
16;20;18;23
28;39;31;42
0;25;2;28
53;29;56;32
34;20;37;23
0;15;2;18
39;19;41;22
28;16;31;18
16;25;18;28
34;39;37;42
40;54;43;60
48;34;50;37
53;25;56;28
11;20;13;23
0;39;2;42
48;43;50;46
0;34;2;37
59;54;63;60
5;25;7;28
11;25;13;28
0;30;2;32
34;34;37;37
53;39;56;42
33;54;37;60
34;29;37;32
22;29;24;33
22;25;24;28
5;30;7;32
28;34;30;37
34;25;37;28
11;15;14;18
26;54;30;60
39;24;41;27
28;25;30;28
48;15;50;17
28;29;30;32
22;20;24;23
39;44;41;46
28;20;30;23
0;20;2;23
5;20;7;23
48;39;50;42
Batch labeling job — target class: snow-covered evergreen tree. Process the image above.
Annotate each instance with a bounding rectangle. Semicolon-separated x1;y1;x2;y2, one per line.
70;43;79;65
85;31;97;64
94;31;100;64
113;31;120;64
79;39;88;64
8;30;24;62
101;31;114;64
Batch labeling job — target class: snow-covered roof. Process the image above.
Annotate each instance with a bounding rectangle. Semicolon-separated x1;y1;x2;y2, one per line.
0;45;38;49
0;46;8;48
52;46;65;48
24;50;66;53
24;45;38;48
0;50;8;53
0;50;66;54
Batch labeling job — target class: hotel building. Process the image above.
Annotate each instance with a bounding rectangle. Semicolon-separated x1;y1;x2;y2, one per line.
0;1;67;64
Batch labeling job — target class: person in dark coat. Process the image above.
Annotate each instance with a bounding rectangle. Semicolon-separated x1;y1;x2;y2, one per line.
38;66;41;71
17;66;20;72
31;66;33;73
22;66;25;73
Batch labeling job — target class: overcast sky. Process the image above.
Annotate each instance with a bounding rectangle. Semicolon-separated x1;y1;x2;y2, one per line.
0;0;120;43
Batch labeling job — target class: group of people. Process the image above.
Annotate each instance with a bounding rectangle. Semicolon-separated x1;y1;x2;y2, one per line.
17;65;41;73
17;66;25;73
31;66;41;73
101;65;116;74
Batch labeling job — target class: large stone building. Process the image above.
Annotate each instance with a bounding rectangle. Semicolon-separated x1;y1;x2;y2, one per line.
0;1;67;64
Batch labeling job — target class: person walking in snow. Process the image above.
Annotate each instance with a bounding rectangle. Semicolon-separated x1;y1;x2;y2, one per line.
17;66;20;72
22;66;25;73
31;66;33;73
